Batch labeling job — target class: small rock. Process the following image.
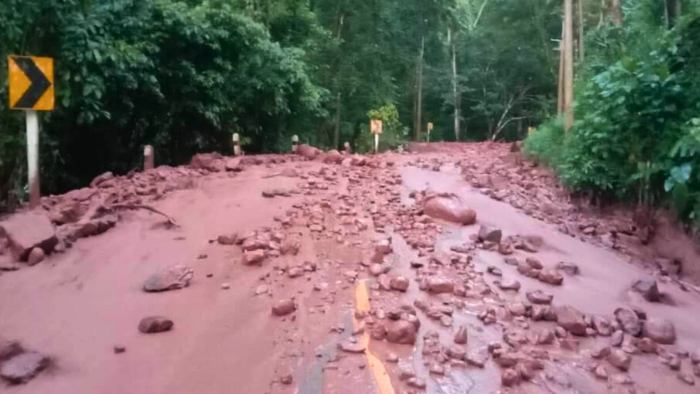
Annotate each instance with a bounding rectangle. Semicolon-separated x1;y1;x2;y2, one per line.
26;248;45;266
272;299;296;316
454;325;467;344
242;249;266;265
610;330;624;347
217;234;237;245
692;349;700;365
114;345;126;354
538;270;563;285
526;257;544;270
447;345;466;360
555;305;587;336
143;264;194;292
338;340;365;353
255;285;269;295
615;308;642;337
557;261;579;276
466;348;489;368
390;276;409;292
591;346;611;359
527;290;553;304
386;352;399;363
426;276;454;294
478;225;502;244
429;363;445;375
280;374;293;385
592;315;614;336
608;349;631;371
637;338;658;353
221;283;230;290
495;278;520;291
138;316;174;334
632;276;661;302
502;368;520;387
678;373;695;386
594;365;608;380
407;377;426;389
0;352;49;384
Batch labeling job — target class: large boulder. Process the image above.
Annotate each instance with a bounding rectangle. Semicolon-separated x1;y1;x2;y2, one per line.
555;305;587;336
190;153;224;172
297;144;319;160
0;213;57;261
642;318;676;344
386;320;417;345
143;264;194;292
423;195;477;225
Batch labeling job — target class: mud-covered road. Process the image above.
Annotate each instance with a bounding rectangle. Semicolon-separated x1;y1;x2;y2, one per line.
1;142;700;394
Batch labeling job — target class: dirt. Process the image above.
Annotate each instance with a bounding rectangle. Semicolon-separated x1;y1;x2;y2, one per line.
1;143;700;394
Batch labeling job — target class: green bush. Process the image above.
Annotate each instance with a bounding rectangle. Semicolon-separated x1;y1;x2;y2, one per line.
355;104;407;153
523;117;565;168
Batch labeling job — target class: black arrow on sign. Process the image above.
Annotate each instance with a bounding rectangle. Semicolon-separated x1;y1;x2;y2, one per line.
13;57;51;109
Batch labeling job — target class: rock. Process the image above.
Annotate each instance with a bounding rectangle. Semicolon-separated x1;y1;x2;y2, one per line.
280;374;293;385
466;348;489;368
190;153;224;171
495;278;521;291
454;326;468;344
478;225;502;244
338;339;365;353
280;240;300;256
502;368;521;387
26;248;45;266
390;276;409;292
607;349;631;371
555;305;587;336
537;329;555;345
692;349;700;365
487;265;502;276
217;234;237;245
90;171;114;187
407;377;426;389
615;308;642;336
221;283;231;290
422;195;477;225
632;276;660;302
0;213;57;261
610;330;624;347
426;276;454;294
0;352;49;384
371;324;387;340
242;249;266;265
447;345;467;360
527;290;553;304
255;285;269;295
591;346;611;359
517;362;536;381
369;264;383;276
386;352;399;363
272;299;296;316
592;316;614;336
297;144;319;160
386;320;417;345
538;270;563;285
560;338;579;351
637;338;658;353
642;318;676;344
557;261;580;275
526;257;544;270
114;345;126;354
138;316;174;333
678;373;695;386
143;264;194;292
594;365;608;380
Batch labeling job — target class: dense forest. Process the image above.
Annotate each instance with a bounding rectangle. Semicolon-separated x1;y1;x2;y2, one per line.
1;0;700;231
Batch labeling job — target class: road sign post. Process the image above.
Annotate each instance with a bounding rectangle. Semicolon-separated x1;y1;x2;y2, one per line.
144;145;154;171
8;55;54;209
291;135;299;153
427;122;433;142
370;119;383;155
232;133;241;156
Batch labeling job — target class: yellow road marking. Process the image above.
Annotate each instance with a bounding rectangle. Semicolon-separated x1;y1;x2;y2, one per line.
354;280;395;394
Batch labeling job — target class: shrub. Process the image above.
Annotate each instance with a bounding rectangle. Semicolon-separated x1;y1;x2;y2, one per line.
355;104;407;153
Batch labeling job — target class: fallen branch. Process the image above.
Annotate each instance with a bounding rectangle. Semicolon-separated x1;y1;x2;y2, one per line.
107;203;179;227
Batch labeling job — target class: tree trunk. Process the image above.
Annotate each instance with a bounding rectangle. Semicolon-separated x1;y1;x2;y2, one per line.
414;35;425;141
612;0;622;26
564;0;575;131
332;13;345;149
599;0;605;26
450;27;459;141
333;92;341;149
577;0;585;62
557;18;565;115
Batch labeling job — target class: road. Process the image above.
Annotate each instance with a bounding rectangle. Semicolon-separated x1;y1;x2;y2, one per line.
1;142;699;394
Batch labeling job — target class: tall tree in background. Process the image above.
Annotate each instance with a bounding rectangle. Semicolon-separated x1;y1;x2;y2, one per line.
612;0;623;26
563;0;575;130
